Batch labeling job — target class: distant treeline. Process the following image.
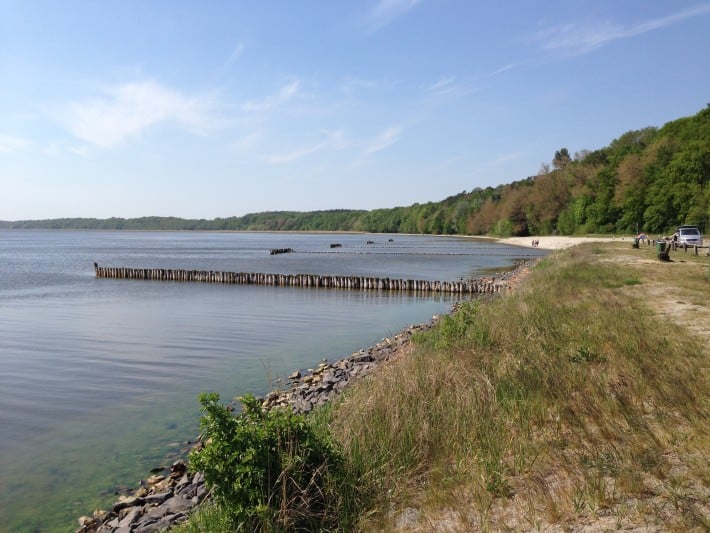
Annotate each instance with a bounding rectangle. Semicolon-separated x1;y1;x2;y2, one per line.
3;106;708;236
0;211;368;232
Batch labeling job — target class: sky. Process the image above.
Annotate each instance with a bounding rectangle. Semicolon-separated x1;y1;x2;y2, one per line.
1;1;709;220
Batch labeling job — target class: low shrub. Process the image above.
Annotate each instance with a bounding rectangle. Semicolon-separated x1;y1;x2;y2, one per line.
189;392;353;531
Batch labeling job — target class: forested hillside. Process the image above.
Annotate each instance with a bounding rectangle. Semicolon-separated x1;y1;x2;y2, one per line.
4;106;708;236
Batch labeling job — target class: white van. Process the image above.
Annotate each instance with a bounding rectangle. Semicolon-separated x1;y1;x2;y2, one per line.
676;225;703;245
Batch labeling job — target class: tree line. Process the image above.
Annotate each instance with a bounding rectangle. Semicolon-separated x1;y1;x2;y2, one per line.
3;106;708;236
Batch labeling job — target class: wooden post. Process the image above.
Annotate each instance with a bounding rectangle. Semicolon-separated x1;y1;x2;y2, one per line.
92;264;515;295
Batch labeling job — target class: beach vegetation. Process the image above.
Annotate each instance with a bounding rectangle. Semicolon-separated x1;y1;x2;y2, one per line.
187;392;358;531
180;242;708;530
325;242;708;530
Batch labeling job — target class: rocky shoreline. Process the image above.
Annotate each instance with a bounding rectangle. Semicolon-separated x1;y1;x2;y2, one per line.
76;262;535;532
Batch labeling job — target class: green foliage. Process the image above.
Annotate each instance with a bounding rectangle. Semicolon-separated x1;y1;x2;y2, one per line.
569;346;607;364
172;501;236;533
553;147;571;169
493;218;514;237
425;302;484;349
5;106;709;238
189;392;352;531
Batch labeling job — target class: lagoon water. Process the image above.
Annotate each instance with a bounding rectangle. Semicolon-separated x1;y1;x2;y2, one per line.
0;230;542;532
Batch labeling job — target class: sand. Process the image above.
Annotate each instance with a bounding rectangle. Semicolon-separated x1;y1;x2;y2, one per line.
496;235;625;250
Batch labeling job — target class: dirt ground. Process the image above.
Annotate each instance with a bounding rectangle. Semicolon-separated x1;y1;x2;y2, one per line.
500;235;710;344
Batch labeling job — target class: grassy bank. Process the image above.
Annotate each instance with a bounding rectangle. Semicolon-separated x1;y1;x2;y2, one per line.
181;242;709;531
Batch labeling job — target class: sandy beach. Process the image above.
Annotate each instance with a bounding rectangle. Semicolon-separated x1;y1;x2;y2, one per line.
496;235;624;250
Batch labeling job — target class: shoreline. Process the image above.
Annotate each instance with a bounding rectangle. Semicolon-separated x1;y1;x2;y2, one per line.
490;234;624;250
0;226;625;245
76;259;537;532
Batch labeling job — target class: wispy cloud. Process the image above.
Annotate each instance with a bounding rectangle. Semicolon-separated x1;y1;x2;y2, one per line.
231;129;264;152
531;4;710;55
427;76;456;94
341;75;396;96
364;126;402;155
216;42;246;76
228;42;245;63
474;63;518;81
492;151;526;165
366;0;422;32
43;141;89;157
0;134;31;153
67;144;90;158
425;75;478;99
65;80;222;148
242;80;300;112
265;130;346;164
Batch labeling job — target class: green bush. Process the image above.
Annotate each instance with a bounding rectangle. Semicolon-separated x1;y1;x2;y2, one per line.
419;301;489;350
189;392;351;531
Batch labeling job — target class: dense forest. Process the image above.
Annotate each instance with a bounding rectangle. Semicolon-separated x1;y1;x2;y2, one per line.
3;106;708;236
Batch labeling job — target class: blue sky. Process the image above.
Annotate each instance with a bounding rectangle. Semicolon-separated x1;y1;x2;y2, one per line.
1;1;709;220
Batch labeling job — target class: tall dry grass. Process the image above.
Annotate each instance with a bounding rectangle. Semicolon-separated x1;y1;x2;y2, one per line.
329;243;709;530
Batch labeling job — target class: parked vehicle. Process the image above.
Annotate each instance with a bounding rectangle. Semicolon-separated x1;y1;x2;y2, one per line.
675;225;703;245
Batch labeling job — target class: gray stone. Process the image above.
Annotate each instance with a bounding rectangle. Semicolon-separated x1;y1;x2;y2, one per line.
118;506;141;527
196;482;209;502
144;490;172;505
113;495;144;512
164;495;196;514
77;516;94;528
96;523;116;533
349;352;374;363
320;369;337;383
141;503;170;523
133;518;161;533
294;398;312;412
177;482;197;498
138;512;188;533
174;472;190;492
396;507;421;529
170;459;187;475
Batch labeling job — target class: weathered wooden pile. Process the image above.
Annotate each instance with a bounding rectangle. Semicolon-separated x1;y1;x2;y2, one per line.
94;265;505;294
269;247;293;255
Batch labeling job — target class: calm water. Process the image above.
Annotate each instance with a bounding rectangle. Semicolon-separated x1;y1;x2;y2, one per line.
0;230;542;532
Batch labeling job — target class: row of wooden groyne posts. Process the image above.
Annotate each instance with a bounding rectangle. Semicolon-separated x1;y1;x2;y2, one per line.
93;264;505;294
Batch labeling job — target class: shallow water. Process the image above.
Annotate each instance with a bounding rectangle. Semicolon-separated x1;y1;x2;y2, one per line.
0;230;543;532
